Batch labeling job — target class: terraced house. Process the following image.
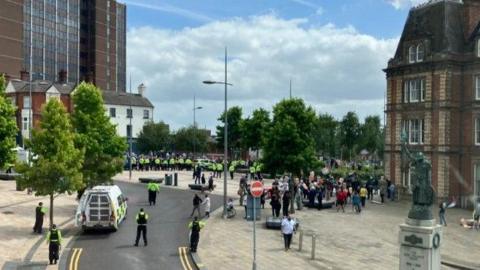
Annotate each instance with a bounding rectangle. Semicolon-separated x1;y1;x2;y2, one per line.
384;0;480;207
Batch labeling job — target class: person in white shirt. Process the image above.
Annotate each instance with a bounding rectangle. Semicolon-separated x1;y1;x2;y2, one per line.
281;215;295;251
202;194;211;218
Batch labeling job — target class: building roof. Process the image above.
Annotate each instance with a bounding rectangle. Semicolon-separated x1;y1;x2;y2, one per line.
389;0;467;67
7;80;76;94
102;91;154;108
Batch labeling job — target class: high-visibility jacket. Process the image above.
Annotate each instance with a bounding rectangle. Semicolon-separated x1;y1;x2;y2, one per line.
155;158;160;164
185;159;192;165
229;165;235;172
139;158;145;164
249;166;256;173
147;182;160;192
131;157;137;164
162;159;168;165
145;159;150;164
169;158;175;165
47;229;62;244
217;163;223;171
178;158;184;164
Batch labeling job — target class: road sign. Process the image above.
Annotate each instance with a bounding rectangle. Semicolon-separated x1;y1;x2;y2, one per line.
251;181;263;198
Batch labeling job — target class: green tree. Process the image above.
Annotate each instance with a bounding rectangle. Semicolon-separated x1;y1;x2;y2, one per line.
16;99;83;227
137;121;170;153
173;125;208;153
262;98;318;177
315;113;338;158
339;111;361;160
241;108;270;153
359;115;383;159
71;82;126;188
0;75;18;169
216;106;243;156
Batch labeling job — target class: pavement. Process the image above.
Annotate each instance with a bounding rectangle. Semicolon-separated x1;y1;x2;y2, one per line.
198;195;480;270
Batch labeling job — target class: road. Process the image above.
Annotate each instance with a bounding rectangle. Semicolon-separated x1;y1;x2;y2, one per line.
67;181;222;270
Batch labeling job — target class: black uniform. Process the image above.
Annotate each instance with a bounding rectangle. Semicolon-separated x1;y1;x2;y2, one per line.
33;206;45;234
189;221;201;252
47;229;61;264
135;211;148;246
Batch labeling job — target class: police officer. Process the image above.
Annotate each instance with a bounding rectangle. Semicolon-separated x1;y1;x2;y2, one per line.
33;202;47;234
47;224;62;264
188;217;205;252
147;182;160;206
134;208;148;246
229;163;235;180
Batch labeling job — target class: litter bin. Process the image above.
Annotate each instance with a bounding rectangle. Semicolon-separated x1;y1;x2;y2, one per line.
246;195;261;221
165;174;172;186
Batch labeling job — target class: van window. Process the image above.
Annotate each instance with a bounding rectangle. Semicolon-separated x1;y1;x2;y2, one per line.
117;195;122;206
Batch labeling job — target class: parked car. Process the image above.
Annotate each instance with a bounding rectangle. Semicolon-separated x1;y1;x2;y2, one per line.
195;159;213;170
75;185;128;232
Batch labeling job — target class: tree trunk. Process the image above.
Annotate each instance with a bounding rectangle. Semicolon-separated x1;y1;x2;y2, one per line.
49;193;54;229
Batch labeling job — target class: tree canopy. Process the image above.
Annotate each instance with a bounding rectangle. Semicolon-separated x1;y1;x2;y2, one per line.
173;125;209;153
71;82;126;188
0;74;17;169
359;115;383;158
315;113;338;158
241;108;270;151
16;99;83;227
262;98;318;176
339;111;361;160
216;106;243;154
137;121;170;153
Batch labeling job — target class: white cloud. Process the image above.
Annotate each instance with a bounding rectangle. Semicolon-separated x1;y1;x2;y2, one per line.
127;15;398;132
387;0;428;9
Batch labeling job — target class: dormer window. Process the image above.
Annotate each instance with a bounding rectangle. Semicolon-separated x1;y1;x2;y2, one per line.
408;43;425;63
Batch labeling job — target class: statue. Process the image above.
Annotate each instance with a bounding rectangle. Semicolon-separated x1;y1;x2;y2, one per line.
401;131;435;221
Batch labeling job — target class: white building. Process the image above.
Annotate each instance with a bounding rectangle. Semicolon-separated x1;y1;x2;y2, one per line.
102;90;154;138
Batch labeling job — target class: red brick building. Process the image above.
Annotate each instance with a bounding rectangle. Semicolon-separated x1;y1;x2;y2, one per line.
384;0;480;207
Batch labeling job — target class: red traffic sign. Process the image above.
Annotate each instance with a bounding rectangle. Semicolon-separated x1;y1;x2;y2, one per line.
250;181;263;198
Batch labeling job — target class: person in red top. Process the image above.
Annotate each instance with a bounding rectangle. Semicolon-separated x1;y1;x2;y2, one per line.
336;187;347;213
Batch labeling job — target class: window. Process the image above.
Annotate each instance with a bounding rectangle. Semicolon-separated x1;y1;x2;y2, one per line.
475;118;480;145
23;117;29;131
416;44;424;62
24;96;31;108
477;40;480;57
143;110;149;119
126;108;132;118
109;107;116;118
8;96;16;106
402;119;424;144
410;119;421;144
409;46;416;63
475;164;480;198
46;92;60;100
126;124;132;138
404;78;425;103
475;76;480;100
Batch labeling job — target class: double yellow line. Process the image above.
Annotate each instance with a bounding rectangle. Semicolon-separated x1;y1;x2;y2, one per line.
178;246;193;270
69;248;82;270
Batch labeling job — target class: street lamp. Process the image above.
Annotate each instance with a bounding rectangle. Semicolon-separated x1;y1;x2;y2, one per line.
193;94;203;159
202;47;232;219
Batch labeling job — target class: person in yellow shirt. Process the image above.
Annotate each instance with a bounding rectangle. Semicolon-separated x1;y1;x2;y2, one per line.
359;185;368;208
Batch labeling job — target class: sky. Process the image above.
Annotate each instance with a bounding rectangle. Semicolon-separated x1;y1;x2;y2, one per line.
123;0;428;133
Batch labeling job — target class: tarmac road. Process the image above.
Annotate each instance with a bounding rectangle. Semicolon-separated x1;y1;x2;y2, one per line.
67;181;221;270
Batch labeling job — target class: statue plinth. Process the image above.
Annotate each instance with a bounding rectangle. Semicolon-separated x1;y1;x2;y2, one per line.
399;219;442;270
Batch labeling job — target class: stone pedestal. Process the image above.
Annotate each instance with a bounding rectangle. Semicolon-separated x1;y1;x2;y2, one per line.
399;219;442;270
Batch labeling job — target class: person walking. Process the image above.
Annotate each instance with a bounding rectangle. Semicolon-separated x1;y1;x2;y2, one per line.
379;178;387;203
439;202;447;226
190;194;203;218
316;186;323;211
46;224;62;265
366;177;373;200
352;190;361;213
359;185;367;208
229;163;235;180
282;191;291;217
134;208;149;246
202;194;211;218
281;215;295;251
147;182;160;206
294;182;303;211
208;174;214;191
188;217;205;252
33;202;47;234
336;187;346;213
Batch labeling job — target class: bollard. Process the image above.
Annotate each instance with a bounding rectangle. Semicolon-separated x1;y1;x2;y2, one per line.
311;234;316;260
298;230;303;251
174;173;178;186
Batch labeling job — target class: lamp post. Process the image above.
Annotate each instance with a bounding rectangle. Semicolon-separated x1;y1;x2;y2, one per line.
203;47;232;218
193;94;203;159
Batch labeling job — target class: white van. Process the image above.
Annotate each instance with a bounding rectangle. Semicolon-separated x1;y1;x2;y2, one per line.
75;185;128;231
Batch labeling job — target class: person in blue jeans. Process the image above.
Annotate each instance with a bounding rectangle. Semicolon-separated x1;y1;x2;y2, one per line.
352;191;361;213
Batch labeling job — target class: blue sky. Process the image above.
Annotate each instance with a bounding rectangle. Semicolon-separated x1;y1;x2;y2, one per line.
125;0;410;38
123;0;424;132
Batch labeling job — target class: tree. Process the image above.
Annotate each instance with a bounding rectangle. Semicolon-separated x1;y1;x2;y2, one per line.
0;74;18;169
71;82;126;188
339;111;361;160
262;98;318;177
241;108;270;153
173;125;209;153
216;106;243;156
315;113;338;158
137;121;170;153
359;115;383;159
16;99;83;227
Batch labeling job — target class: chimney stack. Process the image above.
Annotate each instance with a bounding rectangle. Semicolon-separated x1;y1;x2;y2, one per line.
20;70;29;81
58;69;67;84
138;83;146;96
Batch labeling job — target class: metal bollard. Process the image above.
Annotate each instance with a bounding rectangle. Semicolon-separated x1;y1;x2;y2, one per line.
174;173;178;186
311;234;316;260
298;230;303;251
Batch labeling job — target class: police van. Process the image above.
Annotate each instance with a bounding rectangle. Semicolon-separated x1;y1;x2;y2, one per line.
75;185;128;231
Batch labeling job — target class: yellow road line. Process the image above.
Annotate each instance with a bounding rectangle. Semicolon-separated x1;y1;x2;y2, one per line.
178;247;188;270
182;247;194;270
73;248;83;270
69;248;78;270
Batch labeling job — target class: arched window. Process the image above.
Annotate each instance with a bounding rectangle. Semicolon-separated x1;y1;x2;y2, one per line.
416;44;424;62
409;46;416;63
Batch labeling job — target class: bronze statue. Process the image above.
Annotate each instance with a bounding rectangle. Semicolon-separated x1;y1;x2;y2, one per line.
401;131;435;220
